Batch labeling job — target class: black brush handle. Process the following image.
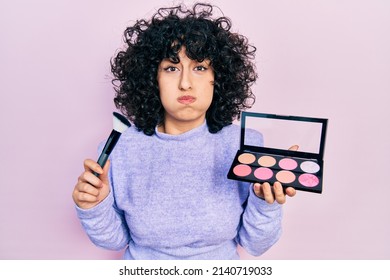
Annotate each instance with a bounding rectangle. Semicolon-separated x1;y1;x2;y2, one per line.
93;130;121;177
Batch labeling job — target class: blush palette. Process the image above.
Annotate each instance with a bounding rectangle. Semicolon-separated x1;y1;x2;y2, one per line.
228;112;328;193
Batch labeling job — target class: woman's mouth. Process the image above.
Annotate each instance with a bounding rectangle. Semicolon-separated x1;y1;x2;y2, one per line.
177;95;196;104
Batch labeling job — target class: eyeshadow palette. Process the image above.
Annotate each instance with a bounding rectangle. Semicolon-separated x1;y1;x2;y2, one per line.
227;112;328;193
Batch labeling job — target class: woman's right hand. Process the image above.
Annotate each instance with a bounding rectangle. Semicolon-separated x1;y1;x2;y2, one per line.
72;159;110;209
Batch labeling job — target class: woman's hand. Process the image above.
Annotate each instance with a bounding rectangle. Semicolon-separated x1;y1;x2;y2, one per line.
253;144;299;204
72;159;111;209
254;182;296;204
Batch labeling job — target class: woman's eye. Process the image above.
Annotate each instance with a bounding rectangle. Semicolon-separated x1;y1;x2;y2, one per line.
194;65;207;71
163;66;178;72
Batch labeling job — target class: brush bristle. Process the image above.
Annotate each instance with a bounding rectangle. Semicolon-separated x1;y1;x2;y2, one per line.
113;112;131;133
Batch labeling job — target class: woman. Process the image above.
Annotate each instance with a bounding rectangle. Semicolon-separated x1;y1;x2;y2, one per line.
72;2;296;260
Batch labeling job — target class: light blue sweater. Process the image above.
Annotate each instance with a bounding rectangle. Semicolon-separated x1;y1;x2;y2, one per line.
76;122;282;259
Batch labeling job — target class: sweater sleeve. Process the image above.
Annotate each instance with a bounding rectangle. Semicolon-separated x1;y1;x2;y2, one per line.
236;185;283;256
75;190;130;251
75;143;130;251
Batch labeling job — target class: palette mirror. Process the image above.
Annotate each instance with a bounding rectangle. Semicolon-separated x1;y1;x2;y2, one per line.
243;113;325;156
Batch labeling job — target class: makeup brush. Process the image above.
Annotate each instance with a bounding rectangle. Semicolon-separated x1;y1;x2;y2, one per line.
93;112;131;177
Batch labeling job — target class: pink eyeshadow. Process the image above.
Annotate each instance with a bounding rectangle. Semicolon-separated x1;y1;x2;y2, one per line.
279;158;298;170
254;167;273;180
233;164;252;177
298;173;319;187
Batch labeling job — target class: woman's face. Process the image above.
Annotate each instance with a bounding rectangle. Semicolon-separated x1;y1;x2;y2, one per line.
157;47;214;131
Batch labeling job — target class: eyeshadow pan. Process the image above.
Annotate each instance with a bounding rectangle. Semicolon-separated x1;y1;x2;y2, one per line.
275;170;295;184
238;153;256;164
254;167;273;180
278;158;298;170
300;161;320;173
258;156;276;167
298;173;319;187
233;164;252;177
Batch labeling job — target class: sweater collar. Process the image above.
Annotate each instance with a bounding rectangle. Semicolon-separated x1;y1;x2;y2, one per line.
155;121;208;141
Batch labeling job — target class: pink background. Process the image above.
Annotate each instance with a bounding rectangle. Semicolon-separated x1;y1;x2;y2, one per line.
1;0;389;259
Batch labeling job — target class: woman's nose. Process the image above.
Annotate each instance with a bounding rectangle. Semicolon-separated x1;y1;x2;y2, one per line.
179;69;192;90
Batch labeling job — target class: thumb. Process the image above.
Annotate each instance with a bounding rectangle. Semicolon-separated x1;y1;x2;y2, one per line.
94;160;111;204
99;159;111;187
288;145;299;151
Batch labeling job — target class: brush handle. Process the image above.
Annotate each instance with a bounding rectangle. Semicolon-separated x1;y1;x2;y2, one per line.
92;153;110;177
93;130;121;177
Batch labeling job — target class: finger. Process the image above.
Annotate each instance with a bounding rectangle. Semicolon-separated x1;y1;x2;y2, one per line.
99;160;111;186
103;159;110;172
273;181;286;204
78;171;103;188
83;159;103;175
253;183;262;198
288;145;299;151
77;182;100;196
261;182;274;204
76;191;99;203
285;187;297;197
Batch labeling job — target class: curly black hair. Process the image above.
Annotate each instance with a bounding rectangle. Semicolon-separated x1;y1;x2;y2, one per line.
111;2;257;135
